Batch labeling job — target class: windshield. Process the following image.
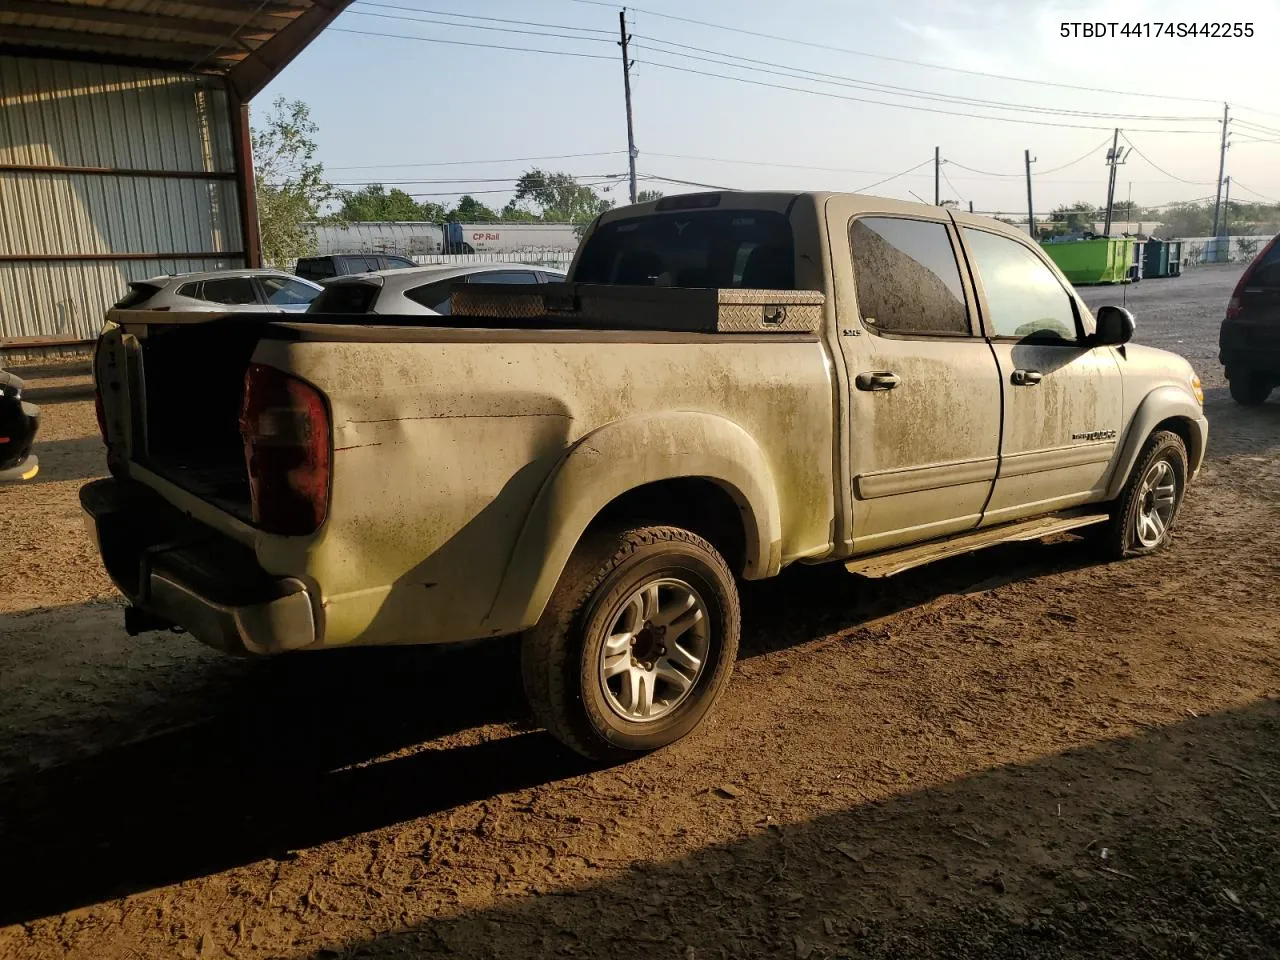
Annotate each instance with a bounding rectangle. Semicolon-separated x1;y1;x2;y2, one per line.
574;210;795;289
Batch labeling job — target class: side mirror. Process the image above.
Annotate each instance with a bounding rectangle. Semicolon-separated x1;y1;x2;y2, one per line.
1094;305;1135;346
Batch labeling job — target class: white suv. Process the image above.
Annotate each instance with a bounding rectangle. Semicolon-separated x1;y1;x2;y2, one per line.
114;270;323;314
307;263;566;315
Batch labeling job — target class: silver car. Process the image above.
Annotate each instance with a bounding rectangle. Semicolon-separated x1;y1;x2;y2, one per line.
114;269;323;314
306;263;566;316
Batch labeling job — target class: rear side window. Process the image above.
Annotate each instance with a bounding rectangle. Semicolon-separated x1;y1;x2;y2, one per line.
296;258;335;281
176;281;202;299
200;276;258;305
308;282;379;314
261;276;320;305
849;217;970;336
404;278;456;314
383;256;417;270
113;283;161;308
963;228;1078;342
340;256;380;274
574;210;795;289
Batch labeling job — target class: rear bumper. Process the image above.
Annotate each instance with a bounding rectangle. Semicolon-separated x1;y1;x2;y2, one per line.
1220;321;1280;373
79;477;317;656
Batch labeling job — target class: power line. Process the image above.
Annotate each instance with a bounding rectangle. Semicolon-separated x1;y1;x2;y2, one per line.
396;175;628;198
945;160;1021;178
638;173;735;190
564;1;1223;105
1230;180;1280;204
347;8;614;43
940;165;967;205
632;58;1219;134
1119;134;1215;185
353;1;615;35
332;173;621;185
1038;135;1115;174
1232;117;1280;138
331;27;618;60
327;151;624;171
853;158;935;193
630;36;1216;123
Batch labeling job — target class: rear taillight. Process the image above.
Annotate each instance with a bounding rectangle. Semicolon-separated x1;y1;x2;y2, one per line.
1227;234;1280;319
239;363;330;536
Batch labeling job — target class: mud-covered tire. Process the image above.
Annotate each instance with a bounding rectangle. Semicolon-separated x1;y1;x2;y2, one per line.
1227;369;1273;406
521;525;740;762
1097;430;1188;560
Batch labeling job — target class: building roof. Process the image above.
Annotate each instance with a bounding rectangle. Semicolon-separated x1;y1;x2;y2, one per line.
0;0;352;99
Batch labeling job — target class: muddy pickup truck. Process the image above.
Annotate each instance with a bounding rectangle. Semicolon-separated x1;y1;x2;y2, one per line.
84;192;1208;760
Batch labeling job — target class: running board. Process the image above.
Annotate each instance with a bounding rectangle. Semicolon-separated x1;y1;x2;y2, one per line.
845;512;1110;579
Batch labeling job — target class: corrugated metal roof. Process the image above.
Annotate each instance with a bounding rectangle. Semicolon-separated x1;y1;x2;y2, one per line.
0;0;353;100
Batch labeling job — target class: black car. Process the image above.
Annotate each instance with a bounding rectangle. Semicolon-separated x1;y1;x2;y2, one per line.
294;253;418;283
1220;233;1280;405
0;369;40;482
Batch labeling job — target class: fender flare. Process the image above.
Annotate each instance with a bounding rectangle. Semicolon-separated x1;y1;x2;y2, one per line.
1105;386;1207;500
485;411;782;632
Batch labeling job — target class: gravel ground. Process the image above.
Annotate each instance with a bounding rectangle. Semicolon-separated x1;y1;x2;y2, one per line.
1;263;1278;960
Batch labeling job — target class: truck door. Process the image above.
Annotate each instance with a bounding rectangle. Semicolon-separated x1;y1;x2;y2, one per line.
956;225;1123;525
836;211;1003;554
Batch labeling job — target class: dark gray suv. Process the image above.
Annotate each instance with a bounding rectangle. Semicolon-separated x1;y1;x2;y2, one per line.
1220;233;1280;405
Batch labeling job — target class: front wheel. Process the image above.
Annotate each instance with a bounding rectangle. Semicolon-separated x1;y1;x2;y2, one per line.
1097;430;1188;560
521;525;740;762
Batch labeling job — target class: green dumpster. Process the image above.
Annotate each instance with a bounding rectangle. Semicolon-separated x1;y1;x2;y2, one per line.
1142;238;1171;278
1040;238;1135;284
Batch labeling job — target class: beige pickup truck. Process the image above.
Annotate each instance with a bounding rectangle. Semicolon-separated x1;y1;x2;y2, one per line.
84;192;1207;760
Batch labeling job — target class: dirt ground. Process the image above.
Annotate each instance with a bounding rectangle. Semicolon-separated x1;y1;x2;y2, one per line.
1;262;1277;960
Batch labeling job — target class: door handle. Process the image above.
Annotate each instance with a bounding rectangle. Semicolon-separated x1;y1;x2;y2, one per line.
855;371;900;391
1011;369;1043;386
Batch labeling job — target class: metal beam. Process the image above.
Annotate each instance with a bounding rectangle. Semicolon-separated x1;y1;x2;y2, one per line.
0;0;269;43
0;251;244;262
225;0;351;100
0;24;248;63
228;91;263;268
0;162;235;180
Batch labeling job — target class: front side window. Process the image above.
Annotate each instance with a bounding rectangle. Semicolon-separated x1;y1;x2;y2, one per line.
849;217;970;336
261;276;320;305
200;276;258;305
963;229;1079;342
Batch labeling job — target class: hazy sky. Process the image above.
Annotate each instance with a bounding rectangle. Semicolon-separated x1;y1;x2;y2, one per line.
261;0;1280;219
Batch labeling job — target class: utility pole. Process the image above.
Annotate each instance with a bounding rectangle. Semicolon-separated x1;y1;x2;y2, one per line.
1223;175;1232;244
618;9;638;204
934;147;940;205
1102;128;1125;238
968;200;973;214
1211;102;1229;238
1024;149;1037;240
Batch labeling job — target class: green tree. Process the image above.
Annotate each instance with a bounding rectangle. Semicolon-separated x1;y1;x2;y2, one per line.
338;183;445;222
1154;202;1213;238
509;169;614;224
637;189;664;202
446;195;500;223
250;97;337;268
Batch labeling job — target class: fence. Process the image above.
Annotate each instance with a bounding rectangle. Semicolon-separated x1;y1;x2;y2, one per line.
410;249;575;271
1175;236;1268;266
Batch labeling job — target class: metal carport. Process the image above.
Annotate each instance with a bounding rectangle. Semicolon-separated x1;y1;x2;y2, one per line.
0;0;351;358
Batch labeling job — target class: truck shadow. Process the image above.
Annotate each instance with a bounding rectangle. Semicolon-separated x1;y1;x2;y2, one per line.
297;697;1280;960
0;530;1111;924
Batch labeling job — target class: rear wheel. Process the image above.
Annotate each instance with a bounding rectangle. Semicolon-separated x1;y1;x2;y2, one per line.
1227;368;1273;406
1097;430;1188;560
521;525;740;762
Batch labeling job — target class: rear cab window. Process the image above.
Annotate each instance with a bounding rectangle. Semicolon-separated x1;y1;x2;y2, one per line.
574;209;795;289
296;258;336;281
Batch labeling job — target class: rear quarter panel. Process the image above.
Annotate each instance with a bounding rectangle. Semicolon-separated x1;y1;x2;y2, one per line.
251;334;835;648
